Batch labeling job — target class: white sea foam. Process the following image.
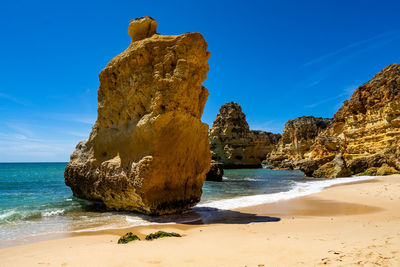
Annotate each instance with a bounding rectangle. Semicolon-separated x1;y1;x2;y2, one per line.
197;176;374;210
0;210;16;220
244;177;257;181
124;216;160;226
0;173;375;247
42;210;64;217
73;216;158;233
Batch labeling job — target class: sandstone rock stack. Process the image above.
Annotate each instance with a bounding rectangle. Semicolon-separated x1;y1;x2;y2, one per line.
209;102;281;168
264;116;332;169
299;64;400;177
65;17;211;215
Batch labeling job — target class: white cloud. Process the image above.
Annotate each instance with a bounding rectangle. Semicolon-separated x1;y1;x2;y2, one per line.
302;30;400;68
305;85;356;109
294;31;400;94
0;134;76;162
0;93;28;106
64;131;89;138
46;112;96;125
5;122;34;136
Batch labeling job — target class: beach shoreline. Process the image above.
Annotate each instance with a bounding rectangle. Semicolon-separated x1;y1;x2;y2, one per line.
0;172;372;249
0;174;374;249
1;174;399;266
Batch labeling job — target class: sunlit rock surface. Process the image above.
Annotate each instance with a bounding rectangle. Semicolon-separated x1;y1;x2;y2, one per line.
65;17;211;215
209;102;281;168
300;64;400;177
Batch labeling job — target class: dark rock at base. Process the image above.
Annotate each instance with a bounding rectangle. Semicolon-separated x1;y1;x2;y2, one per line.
297;156;334;177
206;161;224;182
348;154;388;174
313;154;352;178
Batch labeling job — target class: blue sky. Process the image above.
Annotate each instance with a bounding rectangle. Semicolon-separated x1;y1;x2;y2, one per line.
1;0;400;162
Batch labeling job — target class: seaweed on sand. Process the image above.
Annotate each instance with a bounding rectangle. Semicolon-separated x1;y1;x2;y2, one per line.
145;231;181;241
117;232;140;244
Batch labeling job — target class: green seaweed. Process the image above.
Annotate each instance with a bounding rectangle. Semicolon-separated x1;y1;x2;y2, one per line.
145;231;181;241
117;232;140;244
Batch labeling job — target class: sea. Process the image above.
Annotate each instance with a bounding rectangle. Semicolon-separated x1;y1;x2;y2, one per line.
0;162;372;247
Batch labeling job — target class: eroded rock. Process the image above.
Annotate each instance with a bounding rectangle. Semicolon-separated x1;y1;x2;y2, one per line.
128;16;158;42
301;64;400;177
264;116;332;169
65;17;211;215
209;102;281;168
313;154;352;178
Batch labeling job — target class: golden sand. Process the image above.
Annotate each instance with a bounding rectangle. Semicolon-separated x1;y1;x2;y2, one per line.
1;175;400;266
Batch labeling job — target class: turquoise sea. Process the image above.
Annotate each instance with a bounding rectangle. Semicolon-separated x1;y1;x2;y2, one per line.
0;163;372;247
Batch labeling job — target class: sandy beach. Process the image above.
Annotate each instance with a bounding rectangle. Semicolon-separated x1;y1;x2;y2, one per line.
1;174;400;266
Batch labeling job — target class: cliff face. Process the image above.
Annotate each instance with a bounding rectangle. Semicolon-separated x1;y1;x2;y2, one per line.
209;102;281;168
265;116;332;169
64;17;211;215
300;64;400;177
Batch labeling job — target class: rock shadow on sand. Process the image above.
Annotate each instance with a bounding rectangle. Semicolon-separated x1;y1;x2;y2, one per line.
140;207;280;225
72;198;280;226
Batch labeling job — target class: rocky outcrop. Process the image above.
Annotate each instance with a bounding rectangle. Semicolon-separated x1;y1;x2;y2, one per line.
312;154;352;178
206;161;224;182
64;17;211;215
209;102;281;168
264;116;332;169
300;64;400;177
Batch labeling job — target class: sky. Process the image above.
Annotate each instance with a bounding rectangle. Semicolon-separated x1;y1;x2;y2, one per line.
1;0;400;162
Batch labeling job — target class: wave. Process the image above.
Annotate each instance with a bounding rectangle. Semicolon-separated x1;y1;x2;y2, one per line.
0;210;17;220
197;176;373;210
222;176;258;181
42;210;65;217
0;174;374;246
244;177;257;181
0;208;65;224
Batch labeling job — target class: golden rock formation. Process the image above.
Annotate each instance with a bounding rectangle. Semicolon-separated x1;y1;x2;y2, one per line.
128;16;158;42
209;102;281;168
264;116;332;169
300;64;400;177
65;17;211;215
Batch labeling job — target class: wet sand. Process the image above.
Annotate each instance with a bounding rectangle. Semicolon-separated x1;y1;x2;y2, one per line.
1;175;400;266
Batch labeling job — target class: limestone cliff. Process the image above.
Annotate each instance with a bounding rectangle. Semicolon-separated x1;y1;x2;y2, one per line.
209;102;281;168
300;64;400;177
65;17;211;215
265;116;332;169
